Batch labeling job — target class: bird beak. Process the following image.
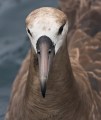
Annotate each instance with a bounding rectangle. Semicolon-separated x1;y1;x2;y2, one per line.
36;36;55;97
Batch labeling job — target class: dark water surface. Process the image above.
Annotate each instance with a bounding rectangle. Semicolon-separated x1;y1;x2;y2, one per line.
0;0;58;119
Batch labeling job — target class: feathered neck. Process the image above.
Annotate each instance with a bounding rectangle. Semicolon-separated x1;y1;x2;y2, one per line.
25;38;77;97
24;38;93;120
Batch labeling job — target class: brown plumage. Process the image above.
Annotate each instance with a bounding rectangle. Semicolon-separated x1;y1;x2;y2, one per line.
5;0;101;120
59;0;92;30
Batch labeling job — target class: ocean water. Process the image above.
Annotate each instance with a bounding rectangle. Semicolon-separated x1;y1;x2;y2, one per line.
0;0;58;119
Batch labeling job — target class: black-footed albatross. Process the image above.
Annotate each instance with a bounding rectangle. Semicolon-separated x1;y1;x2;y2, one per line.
5;7;101;120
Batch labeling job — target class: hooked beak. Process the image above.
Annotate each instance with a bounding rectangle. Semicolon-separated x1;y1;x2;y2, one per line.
36;36;55;97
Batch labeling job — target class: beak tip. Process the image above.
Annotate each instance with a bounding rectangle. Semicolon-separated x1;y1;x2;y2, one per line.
42;92;46;98
41;81;46;98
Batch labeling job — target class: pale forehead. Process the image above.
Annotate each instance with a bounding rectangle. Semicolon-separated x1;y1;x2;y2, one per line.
26;7;67;27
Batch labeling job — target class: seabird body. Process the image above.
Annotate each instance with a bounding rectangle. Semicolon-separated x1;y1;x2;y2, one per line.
5;5;101;120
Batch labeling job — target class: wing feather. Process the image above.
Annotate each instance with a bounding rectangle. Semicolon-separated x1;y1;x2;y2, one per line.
68;3;101;95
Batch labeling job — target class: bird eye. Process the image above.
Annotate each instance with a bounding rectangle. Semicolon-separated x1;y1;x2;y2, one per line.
27;28;32;37
58;23;65;35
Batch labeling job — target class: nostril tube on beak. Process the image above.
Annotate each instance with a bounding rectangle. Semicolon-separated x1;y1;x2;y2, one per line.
48;49;52;54
36;35;55;97
37;50;41;54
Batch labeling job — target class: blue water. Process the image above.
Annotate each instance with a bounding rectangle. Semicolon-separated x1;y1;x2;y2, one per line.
0;0;58;119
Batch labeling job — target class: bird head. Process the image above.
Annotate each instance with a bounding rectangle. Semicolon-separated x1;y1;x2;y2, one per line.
26;7;68;97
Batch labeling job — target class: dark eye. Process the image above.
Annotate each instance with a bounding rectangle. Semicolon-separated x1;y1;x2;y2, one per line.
58;23;65;35
27;28;32;37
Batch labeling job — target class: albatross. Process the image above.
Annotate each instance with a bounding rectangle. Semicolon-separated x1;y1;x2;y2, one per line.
5;7;101;120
